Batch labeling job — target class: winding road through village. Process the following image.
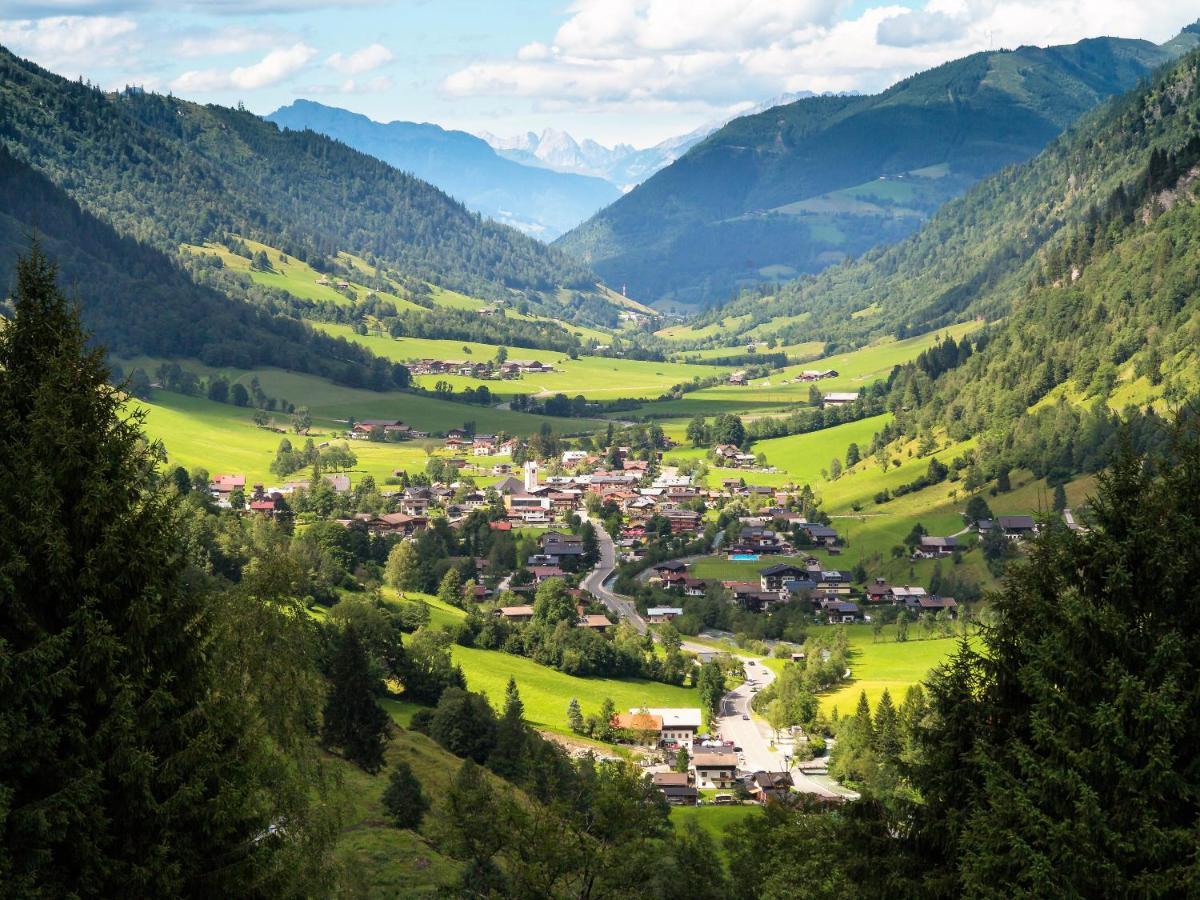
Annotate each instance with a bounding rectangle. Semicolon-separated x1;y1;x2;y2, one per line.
585;518;856;801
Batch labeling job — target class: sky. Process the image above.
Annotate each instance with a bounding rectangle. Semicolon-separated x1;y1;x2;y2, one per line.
0;1;1196;148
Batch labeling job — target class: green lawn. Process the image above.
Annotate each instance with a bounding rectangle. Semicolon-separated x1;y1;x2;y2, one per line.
670;804;760;843
401;594;703;736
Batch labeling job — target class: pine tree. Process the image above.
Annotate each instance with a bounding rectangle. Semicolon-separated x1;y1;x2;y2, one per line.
382;761;429;830
0;244;335;895
567;698;584;733
322;625;391;772
488;678;528;779
1052;481;1068;512
873;688;900;761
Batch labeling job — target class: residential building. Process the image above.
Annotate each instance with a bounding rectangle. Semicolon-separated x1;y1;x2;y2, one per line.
647;607;683;624
651;772;698;806
693;750;739;788
642;708;703;744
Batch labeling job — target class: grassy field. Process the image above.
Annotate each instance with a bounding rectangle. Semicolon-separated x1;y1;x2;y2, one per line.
399;593;703;736
129;381;580;484
640;322;983;418
181;237;425;312
670;804;760;842
672;339;825;363
312;324;724;401
815;625;962;717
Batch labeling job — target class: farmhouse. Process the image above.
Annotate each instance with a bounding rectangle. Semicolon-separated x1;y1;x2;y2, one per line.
802;524;840;546
350;419;409;439
692;750;739;789
797;369;838;382
728;370;748;385
915;535;958;558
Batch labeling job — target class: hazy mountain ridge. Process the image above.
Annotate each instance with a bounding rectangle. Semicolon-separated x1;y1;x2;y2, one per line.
481;92;813;189
267;100;620;240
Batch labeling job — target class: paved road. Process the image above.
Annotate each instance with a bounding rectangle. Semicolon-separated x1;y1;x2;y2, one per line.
685;642;856;800
582;517;647;633
587;531;854;800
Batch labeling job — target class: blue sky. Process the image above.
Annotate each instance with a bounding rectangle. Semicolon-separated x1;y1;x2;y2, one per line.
1;1;1195;146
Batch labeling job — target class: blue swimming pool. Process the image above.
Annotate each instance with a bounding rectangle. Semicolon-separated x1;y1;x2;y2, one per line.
729;553;760;561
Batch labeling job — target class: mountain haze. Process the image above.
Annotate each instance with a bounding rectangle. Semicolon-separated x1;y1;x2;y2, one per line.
482;93;812;190
557;32;1196;309
267;100;620;240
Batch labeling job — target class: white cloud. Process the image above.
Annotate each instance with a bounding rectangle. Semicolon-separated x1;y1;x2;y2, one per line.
325;42;393;75
175;26;276;58
0;15;138;69
171;41;317;91
442;0;1196;112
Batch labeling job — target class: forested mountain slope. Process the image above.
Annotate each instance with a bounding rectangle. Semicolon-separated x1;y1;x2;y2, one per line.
557;29;1198;308
683;38;1200;352
0;48;609;320
267;101;620;240
0;145;397;384
886;49;1200;453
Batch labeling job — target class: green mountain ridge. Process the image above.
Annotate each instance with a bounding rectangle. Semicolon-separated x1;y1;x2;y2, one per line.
0;144;401;386
557;31;1196;308
0;47;618;327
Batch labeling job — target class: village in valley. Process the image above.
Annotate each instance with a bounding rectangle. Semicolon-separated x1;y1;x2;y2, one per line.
195;400;1067;813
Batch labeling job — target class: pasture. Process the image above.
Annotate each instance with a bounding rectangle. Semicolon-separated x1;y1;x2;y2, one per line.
128;376;583;484
815;624;964;717
640;321;983;418
401;594;703;737
315;324;725;400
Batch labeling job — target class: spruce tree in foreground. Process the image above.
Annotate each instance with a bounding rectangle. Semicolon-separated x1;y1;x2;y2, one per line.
382;762;429;830
0;244;334;895
322;624;391;772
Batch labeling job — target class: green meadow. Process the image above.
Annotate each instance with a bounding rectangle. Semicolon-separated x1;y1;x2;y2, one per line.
641;321;983;418
399;593;703;737
128;373;589;484
329;728;467;895
315;323;726;400
670;804;761;842
180;237;425;312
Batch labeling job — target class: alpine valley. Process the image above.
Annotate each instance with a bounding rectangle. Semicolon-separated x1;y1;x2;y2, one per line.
3;10;1200;900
